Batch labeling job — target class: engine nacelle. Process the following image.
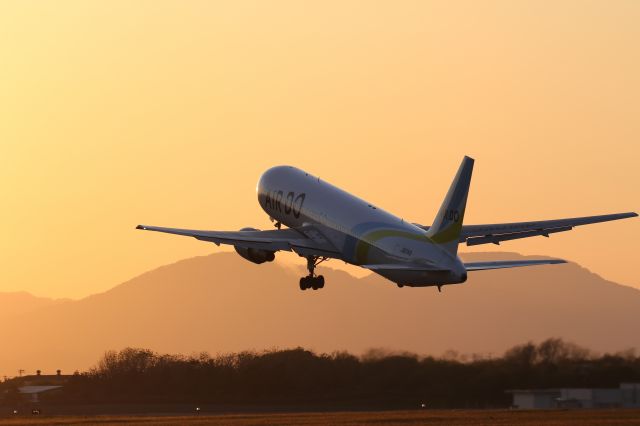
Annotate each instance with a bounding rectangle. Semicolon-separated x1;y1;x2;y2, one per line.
234;228;276;264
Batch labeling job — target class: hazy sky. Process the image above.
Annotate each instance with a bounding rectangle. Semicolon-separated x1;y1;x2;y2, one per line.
1;1;638;298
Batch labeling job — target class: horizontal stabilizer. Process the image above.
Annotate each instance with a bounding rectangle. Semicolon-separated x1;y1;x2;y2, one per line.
464;259;566;271
361;264;445;272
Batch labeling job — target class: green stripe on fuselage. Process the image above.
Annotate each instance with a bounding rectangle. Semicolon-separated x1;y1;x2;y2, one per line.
354;229;432;264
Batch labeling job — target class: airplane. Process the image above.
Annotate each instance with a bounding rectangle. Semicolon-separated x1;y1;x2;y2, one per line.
137;157;637;292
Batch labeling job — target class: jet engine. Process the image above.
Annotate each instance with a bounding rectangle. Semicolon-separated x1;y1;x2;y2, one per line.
234;227;276;264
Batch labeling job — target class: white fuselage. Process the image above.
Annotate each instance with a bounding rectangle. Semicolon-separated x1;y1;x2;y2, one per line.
257;166;467;286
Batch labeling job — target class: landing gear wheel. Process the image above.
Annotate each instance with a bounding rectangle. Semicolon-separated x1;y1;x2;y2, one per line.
299;256;329;291
308;276;324;290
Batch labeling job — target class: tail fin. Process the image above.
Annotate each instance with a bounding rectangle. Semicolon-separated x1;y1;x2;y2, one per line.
426;156;474;256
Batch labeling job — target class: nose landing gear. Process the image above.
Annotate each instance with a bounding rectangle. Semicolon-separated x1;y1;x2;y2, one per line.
299;256;327;291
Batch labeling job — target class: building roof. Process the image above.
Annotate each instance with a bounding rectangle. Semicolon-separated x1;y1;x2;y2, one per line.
506;389;561;394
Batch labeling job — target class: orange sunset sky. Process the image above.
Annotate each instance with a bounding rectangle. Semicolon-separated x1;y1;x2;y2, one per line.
1;1;638;299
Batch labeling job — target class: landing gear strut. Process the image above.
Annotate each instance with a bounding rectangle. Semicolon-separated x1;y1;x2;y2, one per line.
299;256;327;291
269;217;282;229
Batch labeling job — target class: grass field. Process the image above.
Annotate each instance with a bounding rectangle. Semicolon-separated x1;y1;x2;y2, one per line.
0;410;639;425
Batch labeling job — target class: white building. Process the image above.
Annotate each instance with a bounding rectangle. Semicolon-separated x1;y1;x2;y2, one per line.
508;383;640;409
18;385;62;403
621;383;640;407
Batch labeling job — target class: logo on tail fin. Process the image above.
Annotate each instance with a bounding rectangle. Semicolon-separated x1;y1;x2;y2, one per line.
426;156;474;256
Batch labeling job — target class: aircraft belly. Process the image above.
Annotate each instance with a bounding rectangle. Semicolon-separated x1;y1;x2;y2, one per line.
373;269;467;287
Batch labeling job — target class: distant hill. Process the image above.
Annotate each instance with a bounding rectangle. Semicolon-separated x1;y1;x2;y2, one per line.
1;252;638;377
0;291;69;319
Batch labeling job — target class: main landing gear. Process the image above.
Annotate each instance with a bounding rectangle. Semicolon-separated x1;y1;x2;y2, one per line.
299;256;327;291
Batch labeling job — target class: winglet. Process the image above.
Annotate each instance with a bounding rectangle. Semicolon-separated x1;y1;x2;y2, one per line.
426;156;474;256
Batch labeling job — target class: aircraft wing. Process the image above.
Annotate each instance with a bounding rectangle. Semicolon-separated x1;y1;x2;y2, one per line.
464;259;566;271
136;224;341;258
419;212;637;246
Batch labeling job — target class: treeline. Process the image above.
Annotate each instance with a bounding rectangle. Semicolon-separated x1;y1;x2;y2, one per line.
46;339;640;408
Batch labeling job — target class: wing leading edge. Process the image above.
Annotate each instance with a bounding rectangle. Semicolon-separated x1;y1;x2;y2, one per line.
136;224;341;258
419;212;637;246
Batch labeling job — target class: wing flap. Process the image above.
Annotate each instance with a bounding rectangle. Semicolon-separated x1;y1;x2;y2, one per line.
465;226;572;246
464;259;566;271
417;212;637;246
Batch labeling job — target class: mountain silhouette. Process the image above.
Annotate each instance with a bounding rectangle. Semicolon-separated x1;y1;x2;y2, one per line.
0;291;70;319
1;252;638;378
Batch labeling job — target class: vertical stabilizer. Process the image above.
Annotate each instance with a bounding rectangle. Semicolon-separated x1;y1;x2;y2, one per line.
426;156;474;256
